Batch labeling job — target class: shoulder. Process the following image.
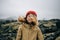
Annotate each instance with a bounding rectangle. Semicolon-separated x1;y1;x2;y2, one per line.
36;26;40;30
18;23;27;29
18;24;24;30
36;26;42;31
33;26;39;31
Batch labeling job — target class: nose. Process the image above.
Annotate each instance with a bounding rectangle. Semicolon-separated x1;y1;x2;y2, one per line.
30;17;33;18
30;17;34;20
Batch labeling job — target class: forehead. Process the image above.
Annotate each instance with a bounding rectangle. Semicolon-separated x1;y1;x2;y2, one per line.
27;14;36;18
28;14;35;16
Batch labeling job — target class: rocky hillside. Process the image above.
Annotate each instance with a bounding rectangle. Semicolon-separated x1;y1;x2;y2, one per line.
0;19;60;40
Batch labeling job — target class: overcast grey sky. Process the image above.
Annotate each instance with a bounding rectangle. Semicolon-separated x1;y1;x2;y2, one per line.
0;0;60;20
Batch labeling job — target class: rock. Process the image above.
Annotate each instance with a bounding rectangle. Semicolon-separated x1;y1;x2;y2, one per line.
0;19;60;40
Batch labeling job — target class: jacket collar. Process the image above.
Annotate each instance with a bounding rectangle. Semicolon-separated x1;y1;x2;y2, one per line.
23;23;38;30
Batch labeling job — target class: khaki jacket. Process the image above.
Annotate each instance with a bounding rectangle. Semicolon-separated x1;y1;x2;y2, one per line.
16;23;44;40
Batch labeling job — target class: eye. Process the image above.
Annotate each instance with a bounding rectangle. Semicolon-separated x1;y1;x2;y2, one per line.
28;15;31;17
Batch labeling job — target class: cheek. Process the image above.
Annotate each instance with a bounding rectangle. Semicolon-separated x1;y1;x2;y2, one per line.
27;17;30;21
27;17;32;22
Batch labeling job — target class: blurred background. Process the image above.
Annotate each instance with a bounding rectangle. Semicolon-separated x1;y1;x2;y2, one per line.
0;0;60;40
0;0;60;20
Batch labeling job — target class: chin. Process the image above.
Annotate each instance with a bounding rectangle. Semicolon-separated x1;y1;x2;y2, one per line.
29;21;36;26
27;20;36;26
28;21;32;23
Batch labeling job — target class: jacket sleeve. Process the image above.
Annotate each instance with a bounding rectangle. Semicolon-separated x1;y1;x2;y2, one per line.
37;27;44;40
16;25;22;40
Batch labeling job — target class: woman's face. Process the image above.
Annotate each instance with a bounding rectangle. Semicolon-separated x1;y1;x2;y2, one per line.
27;14;37;23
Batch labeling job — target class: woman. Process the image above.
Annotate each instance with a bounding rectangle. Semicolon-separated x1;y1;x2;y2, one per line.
16;10;44;40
